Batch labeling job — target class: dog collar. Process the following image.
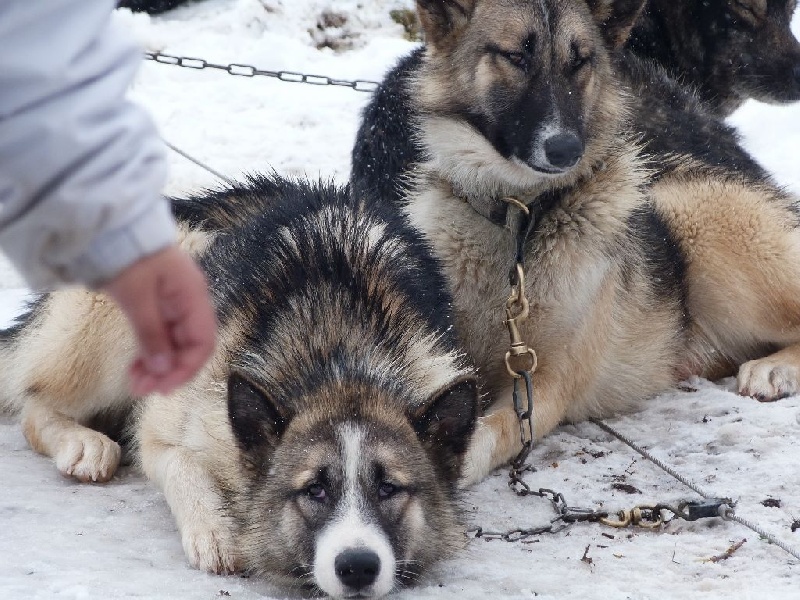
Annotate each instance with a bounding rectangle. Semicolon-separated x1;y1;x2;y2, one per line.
450;181;565;236
448;159;606;237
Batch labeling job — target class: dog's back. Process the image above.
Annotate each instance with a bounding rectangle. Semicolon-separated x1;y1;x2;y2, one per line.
188;175;470;416
351;49;426;205
618;53;773;183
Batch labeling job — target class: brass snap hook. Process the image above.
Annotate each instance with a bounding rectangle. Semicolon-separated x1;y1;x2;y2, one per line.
504;263;536;378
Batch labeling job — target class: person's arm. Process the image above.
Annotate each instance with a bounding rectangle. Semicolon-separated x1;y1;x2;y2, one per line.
0;0;174;288
0;0;216;394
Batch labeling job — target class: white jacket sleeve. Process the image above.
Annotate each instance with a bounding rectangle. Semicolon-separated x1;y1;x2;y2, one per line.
0;0;177;290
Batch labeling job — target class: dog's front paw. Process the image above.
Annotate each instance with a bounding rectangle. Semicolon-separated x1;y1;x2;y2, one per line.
737;358;800;402
182;526;240;575
55;431;121;483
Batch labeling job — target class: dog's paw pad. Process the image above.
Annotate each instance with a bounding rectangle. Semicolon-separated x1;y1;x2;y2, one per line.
183;527;239;575
737;359;800;402
55;432;121;483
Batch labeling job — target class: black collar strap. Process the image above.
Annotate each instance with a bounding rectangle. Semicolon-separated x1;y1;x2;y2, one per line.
449;160;604;239
452;181;525;232
451;182;566;234
451;182;567;282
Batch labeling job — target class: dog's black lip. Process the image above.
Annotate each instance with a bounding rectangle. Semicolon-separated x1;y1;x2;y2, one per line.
528;163;575;175
518;153;581;175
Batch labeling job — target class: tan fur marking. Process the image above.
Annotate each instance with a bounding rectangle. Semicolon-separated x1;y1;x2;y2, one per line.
22;290;134;414
654;174;800;400
177;226;216;257
655;177;800;349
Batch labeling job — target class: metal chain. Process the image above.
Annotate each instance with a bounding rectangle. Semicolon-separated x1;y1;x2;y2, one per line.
468;472;734;543
467;487;608;543
143;51;380;93
592;418;800;562
469;392;800;559
469;208;729;543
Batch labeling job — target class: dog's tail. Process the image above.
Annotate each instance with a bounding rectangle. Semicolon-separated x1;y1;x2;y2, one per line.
0;293;46;414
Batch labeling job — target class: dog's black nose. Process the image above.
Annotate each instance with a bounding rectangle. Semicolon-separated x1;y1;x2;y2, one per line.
335;549;381;590
544;132;584;169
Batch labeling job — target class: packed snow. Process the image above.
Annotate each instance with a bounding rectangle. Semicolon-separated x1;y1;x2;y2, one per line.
2;1;800;598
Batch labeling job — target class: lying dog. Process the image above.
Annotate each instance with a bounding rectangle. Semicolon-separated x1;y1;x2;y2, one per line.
627;0;800;116
0;174;478;598
355;0;800;485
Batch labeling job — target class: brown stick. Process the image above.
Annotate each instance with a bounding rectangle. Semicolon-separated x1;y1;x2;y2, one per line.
705;539;747;563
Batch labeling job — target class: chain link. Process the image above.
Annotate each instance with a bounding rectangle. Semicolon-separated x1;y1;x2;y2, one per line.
143;52;380;93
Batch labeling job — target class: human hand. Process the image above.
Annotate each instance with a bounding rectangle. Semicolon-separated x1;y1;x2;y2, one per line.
102;245;217;396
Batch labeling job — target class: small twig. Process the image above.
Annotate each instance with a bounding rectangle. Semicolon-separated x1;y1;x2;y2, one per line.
705;539;746;563
581;545;593;565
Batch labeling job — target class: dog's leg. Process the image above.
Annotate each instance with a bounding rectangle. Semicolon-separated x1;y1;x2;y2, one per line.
655;179;800;401
8;237;211;482
459;402;518;487
460;379;565;487
3;289;135;481
140;439;239;574
138;394;240;574
21;399;121;482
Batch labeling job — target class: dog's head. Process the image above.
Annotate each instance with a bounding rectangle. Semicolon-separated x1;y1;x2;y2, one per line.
710;0;800;108
226;371;478;598
412;0;644;191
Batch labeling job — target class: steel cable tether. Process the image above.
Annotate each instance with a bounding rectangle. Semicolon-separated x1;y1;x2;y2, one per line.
162;138;235;187
592;418;800;562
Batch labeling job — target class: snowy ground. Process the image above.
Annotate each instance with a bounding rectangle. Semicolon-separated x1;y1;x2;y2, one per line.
2;1;800;598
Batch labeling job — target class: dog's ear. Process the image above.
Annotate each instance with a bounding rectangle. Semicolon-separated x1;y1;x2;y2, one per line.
412;376;479;479
227;370;292;452
585;0;647;48
416;0;476;47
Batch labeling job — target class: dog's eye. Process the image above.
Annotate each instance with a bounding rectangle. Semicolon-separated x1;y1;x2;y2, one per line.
485;44;530;72
378;481;399;500
570;46;593;72
502;52;529;71
306;483;327;502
